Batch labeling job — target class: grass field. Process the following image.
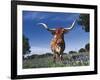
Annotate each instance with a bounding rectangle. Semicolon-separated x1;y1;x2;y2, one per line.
23;52;89;69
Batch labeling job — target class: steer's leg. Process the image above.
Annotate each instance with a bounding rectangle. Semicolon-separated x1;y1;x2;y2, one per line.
57;54;60;61
60;55;63;61
53;53;56;63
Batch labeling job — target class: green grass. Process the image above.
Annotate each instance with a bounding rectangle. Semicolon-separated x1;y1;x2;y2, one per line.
23;52;89;69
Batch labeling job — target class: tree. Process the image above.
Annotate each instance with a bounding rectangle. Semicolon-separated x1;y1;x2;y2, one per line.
45;53;53;56
69;51;77;54
23;35;31;55
85;43;90;52
79;48;86;53
78;14;90;32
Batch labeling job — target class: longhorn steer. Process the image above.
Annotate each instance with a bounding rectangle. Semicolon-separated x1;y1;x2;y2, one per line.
38;20;76;62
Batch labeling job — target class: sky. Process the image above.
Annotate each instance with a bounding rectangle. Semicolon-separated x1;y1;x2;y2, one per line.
23;11;89;55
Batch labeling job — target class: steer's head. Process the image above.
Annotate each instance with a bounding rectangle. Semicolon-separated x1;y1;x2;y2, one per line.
52;28;65;39
38;20;76;36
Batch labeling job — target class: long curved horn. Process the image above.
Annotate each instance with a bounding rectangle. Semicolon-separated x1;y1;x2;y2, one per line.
64;20;76;30
38;23;55;31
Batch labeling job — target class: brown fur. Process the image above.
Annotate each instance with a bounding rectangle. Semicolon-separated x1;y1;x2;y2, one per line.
50;28;66;62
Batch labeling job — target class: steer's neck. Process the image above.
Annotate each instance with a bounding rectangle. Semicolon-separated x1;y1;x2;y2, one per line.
54;34;64;39
52;34;65;43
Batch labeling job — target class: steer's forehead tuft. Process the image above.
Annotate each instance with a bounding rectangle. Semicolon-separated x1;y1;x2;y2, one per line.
55;28;64;34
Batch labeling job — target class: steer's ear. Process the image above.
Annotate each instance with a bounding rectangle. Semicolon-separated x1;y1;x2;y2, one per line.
64;29;69;34
50;30;55;35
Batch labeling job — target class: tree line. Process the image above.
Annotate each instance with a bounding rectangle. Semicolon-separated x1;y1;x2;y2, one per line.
69;43;89;54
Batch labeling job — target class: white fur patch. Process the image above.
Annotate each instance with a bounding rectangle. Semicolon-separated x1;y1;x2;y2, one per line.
56;46;61;53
